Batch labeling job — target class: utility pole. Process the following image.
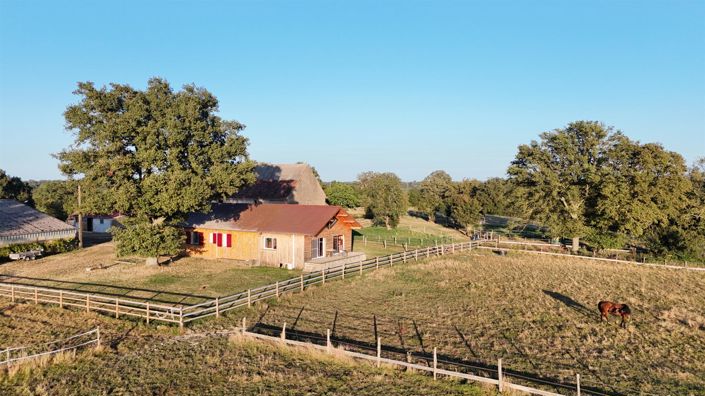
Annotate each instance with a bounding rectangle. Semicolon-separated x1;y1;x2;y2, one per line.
77;184;83;248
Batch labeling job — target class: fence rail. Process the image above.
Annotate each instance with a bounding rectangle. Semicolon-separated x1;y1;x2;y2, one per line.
0;328;100;367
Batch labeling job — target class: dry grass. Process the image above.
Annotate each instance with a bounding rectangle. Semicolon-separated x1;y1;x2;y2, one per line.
0;300;485;395
216;250;705;395
0;243;300;305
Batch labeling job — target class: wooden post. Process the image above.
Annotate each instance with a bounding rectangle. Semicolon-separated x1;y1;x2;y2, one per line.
376;256;379;269
216;297;220;318
247;289;251;307
276;281;280;298
576;374;581;396
498;358;503;392
242;317;247;334
300;275;304;291
390;254;393;266
403;251;406;263
146;302;150;324
364;236;367;246
326;329;331;353
342;264;345;280
452;243;455;254
77;184;83;249
427;247;430;258
85;294;90;312
433;347;438;380
96;327;101;349
179;309;184;331
115;300;119;318
384;239;387;249
281;322;286;341
415;249;418;261
393;236;397;245
11;284;14;302
59;291;63;308
359;260;363;275
322;269;326;285
376;337;381;367
34;288;38;304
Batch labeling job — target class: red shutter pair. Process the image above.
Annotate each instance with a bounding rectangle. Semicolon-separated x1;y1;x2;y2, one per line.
213;233;232;248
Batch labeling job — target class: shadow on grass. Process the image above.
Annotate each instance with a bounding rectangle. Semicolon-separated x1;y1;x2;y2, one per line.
542;290;595;320
0;274;212;306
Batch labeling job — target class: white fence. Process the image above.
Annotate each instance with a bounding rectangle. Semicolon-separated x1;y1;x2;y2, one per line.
0;328;101;367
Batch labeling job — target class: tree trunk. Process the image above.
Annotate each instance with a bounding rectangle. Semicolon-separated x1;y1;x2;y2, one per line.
146;257;159;266
572;236;580;253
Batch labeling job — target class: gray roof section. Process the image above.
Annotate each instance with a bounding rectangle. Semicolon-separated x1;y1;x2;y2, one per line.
0;199;76;237
230;163;327;205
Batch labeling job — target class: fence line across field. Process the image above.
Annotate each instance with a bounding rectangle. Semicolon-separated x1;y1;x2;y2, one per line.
238;322;592;396
0;328;101;367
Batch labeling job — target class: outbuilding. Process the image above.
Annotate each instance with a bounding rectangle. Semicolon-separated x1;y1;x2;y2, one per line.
0;199;76;247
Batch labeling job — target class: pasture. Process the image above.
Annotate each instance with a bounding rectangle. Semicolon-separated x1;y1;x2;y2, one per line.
0;300;484;396
0;243;300;305
217;250;705;395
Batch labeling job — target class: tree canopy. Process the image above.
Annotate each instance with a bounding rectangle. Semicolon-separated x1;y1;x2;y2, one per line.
57;78;255;261
358;171;407;228
324;182;361;208
32;180;77;221
0;169;33;205
416;170;453;221
509;121;691;252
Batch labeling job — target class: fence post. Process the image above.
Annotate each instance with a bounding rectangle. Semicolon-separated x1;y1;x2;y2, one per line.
415;249;418;261
390;254;393;266
281;322;287;341
498;358;503;392
247;289;251;307
115;300;119;318
179;309;184;331
377;337;381;367
86;294;90;312
96;327;101;349
322;269;326;285
216;297;220;318
376;256;379;270
276;281;280;298
384;239;387;249
146;302;150;324
342;264;345;280
452;243;455;254
427;247;430;258
433;347;438;380
59;291;63;308
11;284;14;302
359;260;363;275
576;374;581;396
403;251;406;263
326;329;331;353
34;288;38;304
300;275;304;291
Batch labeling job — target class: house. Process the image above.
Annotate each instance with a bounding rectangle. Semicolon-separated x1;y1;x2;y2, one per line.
0;199;76;247
183;203;363;269
227;163;327;205
66;214;120;233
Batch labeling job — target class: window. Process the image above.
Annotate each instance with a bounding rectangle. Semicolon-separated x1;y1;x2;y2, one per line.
99;219;104;224
264;237;277;250
207;232;231;247
186;231;204;245
332;235;344;252
311;237;325;258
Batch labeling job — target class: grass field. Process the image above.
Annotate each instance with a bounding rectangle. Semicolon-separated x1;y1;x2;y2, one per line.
206;250;705;395
0;301;485;396
352;212;468;258
0;243;300;305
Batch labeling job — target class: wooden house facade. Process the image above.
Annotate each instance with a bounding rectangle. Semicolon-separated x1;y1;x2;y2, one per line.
183;204;360;268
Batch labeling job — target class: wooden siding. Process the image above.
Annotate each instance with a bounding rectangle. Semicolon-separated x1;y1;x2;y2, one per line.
185;228;258;261
303;214;354;261
258;233;305;268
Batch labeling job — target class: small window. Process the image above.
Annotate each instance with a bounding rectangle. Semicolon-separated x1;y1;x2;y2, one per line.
187;231;202;245
99;219;104;224
264;237;277;250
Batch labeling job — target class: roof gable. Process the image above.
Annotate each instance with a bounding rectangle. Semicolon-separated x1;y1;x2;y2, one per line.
230;163;327;205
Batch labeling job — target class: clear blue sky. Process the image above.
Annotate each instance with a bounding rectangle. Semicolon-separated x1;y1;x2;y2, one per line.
1;0;703;182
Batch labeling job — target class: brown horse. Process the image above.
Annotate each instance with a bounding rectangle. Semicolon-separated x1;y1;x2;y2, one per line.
598;301;631;328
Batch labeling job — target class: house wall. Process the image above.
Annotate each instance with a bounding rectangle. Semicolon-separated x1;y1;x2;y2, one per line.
303;217;354;260
185;228;259;261
257;233;305;268
91;218;112;233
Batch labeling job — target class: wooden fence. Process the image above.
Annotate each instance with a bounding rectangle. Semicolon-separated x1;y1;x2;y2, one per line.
1;328;100;367
239;323;587;396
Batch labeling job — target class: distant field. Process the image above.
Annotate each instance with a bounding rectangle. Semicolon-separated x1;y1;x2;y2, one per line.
0;300;484;396
0;243;300;305
352;211;468;258
211;250;705;395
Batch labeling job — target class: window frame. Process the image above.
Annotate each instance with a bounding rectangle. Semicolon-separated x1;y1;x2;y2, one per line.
263;237;277;250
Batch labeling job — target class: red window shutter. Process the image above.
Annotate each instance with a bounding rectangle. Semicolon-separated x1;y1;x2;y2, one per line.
226;234;232;247
217;233;223;247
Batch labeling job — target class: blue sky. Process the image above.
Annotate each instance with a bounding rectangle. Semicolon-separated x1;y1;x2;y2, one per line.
1;0;703;182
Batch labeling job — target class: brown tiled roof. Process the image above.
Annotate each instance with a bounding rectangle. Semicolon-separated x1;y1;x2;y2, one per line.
185;204;360;235
230;163;327;205
0;199;76;237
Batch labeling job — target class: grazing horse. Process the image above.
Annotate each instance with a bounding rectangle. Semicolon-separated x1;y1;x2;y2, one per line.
598;301;631;328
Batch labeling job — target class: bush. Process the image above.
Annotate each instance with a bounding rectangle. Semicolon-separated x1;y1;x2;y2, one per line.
111;221;183;259
0;238;77;259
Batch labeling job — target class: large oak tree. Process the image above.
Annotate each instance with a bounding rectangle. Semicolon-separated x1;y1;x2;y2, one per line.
58;78;255;263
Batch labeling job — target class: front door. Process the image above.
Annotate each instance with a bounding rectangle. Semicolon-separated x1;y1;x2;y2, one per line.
86;218;93;232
